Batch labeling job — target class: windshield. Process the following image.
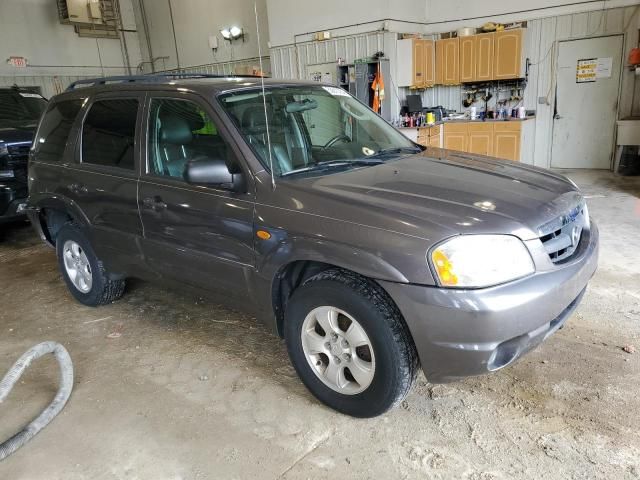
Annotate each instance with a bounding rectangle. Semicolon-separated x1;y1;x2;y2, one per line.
218;85;419;176
0;90;47;128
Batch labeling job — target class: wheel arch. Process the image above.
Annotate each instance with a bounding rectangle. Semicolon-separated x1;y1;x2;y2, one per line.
30;195;91;246
270;259;409;339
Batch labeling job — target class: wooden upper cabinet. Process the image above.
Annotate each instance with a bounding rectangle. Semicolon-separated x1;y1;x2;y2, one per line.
474;32;494;82
493;29;524;80
412;39;426;87
436;38;460;85
423;39;436;86
435;40;444;85
440;37;460;85
459;36;475;83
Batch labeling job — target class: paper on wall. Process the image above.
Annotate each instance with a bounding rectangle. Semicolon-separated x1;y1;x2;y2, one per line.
595;57;613;78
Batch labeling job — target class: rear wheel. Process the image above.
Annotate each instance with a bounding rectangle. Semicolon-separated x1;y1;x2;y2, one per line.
56;223;125;306
285;269;418;417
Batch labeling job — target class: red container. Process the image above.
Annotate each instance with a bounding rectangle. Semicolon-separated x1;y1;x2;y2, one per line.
629;48;640;66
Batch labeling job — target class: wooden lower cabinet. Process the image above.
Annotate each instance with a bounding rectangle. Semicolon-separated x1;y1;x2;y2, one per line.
417;125;442;148
467;123;493;156
428;134;441;147
493;123;521;161
443;121;522;161
443;123;467;151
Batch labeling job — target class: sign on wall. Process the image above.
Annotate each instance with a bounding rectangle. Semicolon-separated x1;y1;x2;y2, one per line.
576;57;613;83
7;56;28;68
576;58;597;83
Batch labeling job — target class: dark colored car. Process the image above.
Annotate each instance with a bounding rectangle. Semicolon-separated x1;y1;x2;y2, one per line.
26;75;598;417
0;87;47;226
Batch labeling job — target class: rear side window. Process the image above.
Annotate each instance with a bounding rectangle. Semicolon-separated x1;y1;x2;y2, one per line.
82;99;138;170
33;99;84;162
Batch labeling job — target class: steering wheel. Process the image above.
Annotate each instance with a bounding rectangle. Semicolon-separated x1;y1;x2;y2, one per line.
322;134;351;150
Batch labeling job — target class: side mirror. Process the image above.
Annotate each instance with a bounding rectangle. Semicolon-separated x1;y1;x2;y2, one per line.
183;158;245;192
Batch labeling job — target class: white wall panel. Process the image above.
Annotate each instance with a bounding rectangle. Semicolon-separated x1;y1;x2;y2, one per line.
0;0;139;78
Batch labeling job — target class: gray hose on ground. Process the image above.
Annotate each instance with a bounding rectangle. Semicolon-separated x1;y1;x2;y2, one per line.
0;342;73;461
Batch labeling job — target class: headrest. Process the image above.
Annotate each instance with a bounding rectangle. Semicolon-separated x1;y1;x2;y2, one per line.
241;105;271;133
159;115;193;145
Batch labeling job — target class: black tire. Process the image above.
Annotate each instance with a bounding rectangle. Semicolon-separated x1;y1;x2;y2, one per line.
284;268;418;417
56;223;125;306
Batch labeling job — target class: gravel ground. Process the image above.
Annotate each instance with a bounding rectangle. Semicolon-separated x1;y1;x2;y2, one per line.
0;170;638;479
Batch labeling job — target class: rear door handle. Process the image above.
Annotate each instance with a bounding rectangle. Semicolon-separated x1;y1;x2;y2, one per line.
142;196;167;211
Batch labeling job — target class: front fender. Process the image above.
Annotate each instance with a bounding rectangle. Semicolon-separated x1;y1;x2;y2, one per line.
247;195;437;333
248;229;411;335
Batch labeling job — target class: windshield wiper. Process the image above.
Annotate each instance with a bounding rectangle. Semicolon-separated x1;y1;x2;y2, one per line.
366;146;422;159
281;159;384;177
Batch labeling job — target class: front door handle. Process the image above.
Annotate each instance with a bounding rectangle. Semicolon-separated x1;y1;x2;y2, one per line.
554;114;562;120
142;196;167;211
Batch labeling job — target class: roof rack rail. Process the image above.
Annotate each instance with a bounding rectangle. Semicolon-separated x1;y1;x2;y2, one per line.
66;73;267;91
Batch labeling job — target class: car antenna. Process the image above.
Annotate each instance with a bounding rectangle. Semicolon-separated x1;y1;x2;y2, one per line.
254;1;275;190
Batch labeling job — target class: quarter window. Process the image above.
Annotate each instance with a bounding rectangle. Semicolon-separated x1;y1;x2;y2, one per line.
148;98;235;179
34;99;84;162
82;99;138;170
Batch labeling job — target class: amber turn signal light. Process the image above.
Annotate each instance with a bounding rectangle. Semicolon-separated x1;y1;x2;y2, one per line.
256;230;272;240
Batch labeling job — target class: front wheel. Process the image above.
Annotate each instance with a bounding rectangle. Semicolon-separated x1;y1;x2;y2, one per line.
285;269;418;417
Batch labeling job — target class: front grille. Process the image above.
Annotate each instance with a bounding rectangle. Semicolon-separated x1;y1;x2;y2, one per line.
7;144;30;159
3;143;31;184
537;202;587;263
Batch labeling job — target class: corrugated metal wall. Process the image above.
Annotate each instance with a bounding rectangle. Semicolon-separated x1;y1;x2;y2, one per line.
164;57;272;77
522;5;639;167
271;5;640;168
271;32;402;117
0;57;273;99
0;75;103;98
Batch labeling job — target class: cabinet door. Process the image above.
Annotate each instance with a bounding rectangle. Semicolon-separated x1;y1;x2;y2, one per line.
474;33;494;81
417;127;429;146
424;39;436;86
493;123;521;161
442;38;460;85
459;36;475;83
413;39;425;87
428;135;441;148
468;123;494;156
493;29;523;80
444;123;468;151
435;40;444;85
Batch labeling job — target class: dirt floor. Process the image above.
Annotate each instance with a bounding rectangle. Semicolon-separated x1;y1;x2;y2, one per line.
0;170;639;480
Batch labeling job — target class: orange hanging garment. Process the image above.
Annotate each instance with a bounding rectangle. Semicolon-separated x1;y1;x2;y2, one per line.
371;63;385;114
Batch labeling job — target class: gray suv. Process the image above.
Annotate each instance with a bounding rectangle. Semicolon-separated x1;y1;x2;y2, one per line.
26;75;598;417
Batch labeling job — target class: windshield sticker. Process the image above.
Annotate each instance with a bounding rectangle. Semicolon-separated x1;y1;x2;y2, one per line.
19;92;44;98
322;86;349;97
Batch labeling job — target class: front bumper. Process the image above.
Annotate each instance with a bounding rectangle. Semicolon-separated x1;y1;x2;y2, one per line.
379;222;599;383
0;183;28;223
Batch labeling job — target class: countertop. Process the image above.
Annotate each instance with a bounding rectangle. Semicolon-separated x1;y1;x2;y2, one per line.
397;116;536;128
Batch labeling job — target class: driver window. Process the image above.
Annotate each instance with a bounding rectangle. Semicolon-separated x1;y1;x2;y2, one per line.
148;98;233;178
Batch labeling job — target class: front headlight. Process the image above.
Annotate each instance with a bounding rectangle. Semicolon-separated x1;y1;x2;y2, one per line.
430;235;535;288
0;143;8;156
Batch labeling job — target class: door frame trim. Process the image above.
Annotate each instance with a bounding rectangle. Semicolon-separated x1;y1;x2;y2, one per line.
550;33;625;170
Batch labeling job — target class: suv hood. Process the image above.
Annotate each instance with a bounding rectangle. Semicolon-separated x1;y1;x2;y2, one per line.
0;125;37;145
281;150;581;242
